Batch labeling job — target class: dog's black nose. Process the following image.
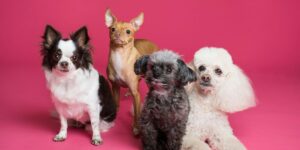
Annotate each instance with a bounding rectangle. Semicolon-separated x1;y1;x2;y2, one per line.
201;74;211;82
60;61;69;68
153;66;161;78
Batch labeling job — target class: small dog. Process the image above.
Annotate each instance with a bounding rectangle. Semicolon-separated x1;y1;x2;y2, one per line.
105;9;159;135
41;25;116;145
134;50;196;150
182;47;256;150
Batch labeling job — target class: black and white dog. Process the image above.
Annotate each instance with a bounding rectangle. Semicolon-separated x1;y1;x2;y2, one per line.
134;50;196;150
41;25;116;145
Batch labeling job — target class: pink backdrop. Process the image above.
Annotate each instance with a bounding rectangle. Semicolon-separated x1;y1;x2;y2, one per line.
0;0;299;149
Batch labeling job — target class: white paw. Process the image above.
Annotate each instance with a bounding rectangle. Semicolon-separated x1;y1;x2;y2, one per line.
53;134;66;142
91;135;103;146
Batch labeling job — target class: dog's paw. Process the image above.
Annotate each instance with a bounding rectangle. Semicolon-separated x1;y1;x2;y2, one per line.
91;138;103;146
133;126;140;136
53;134;66;142
91;135;103;146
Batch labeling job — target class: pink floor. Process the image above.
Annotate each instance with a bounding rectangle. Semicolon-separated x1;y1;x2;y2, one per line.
1;0;300;149
0;66;299;150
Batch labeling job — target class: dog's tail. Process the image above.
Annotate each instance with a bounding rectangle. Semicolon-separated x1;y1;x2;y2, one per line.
99;74;117;123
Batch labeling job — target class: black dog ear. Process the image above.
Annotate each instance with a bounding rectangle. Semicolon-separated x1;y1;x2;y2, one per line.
134;55;150;76
42;25;61;49
176;59;197;86
71;26;90;49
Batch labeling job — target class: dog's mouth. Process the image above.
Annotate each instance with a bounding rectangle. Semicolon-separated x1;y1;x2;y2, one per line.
59;69;69;73
112;38;127;45
199;82;214;94
149;79;168;89
200;82;212;87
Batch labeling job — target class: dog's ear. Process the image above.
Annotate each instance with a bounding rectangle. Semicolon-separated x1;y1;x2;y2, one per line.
176;59;197;86
130;12;144;31
214;65;256;113
42;25;61;49
134;55;149;76
71;26;90;49
105;9;117;27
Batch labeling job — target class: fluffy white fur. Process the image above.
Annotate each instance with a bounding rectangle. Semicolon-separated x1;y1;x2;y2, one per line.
182;47;256;150
44;40;112;145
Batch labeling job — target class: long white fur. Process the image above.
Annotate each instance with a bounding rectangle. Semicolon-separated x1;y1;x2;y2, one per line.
44;40;110;144
182;47;256;150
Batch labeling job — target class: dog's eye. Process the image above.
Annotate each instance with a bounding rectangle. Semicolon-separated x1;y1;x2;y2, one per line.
71;55;78;61
111;28;115;32
126;29;131;34
198;65;206;72
215;68;222;75
166;65;172;74
54;51;61;59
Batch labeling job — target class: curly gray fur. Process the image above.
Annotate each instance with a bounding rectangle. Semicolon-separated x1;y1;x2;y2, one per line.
134;50;196;150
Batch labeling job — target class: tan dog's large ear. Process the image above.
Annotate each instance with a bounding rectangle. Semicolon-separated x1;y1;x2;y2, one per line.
105;9;117;27
130;12;144;31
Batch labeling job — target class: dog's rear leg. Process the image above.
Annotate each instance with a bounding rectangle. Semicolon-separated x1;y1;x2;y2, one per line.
128;80;141;136
111;82;120;109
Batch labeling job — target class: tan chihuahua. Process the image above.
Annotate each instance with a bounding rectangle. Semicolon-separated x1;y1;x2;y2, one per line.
105;9;158;135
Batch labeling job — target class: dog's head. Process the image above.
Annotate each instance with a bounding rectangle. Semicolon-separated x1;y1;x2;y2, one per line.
192;47;233;94
41;25;92;74
105;9;143;46
135;50;196;91
192;47;256;112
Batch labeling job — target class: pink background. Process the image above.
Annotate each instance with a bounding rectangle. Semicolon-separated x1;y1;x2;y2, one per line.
0;0;300;149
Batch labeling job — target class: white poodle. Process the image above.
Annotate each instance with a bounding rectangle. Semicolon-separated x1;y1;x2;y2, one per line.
182;47;256;150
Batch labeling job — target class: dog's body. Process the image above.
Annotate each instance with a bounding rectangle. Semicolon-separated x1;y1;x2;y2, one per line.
182;47;256;150
105;9;158;135
134;50;196;150
41;25;116;145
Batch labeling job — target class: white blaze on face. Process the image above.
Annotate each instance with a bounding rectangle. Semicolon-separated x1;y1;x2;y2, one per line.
57;40;77;72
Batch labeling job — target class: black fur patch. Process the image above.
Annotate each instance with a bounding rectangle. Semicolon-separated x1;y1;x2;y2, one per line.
41;25;62;70
99;74;117;122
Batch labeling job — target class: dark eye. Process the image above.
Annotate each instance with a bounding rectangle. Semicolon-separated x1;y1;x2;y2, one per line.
126;29;131;34
71;55;78;61
215;68;222;75
166;65;172;74
111;27;115;32
198;65;206;72
54;51;61;59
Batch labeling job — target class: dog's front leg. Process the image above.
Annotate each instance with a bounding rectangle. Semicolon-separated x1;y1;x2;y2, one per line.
128;80;141;135
166;124;186;150
88;105;102;146
53;114;68;142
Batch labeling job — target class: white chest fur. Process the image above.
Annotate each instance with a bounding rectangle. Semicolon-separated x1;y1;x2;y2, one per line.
111;49;125;80
45;67;100;122
186;90;231;138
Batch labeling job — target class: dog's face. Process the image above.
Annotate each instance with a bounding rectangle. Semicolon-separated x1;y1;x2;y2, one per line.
135;51;196;91
41;25;92;74
193;47;233;94
194;61;229;94
105;9;143;45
